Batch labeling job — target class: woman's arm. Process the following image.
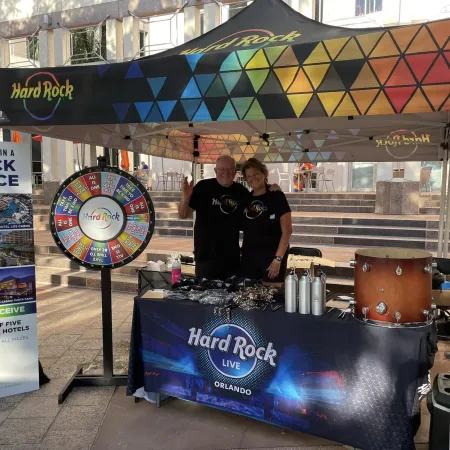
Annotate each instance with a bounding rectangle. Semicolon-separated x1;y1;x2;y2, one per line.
267;212;293;280
276;212;293;258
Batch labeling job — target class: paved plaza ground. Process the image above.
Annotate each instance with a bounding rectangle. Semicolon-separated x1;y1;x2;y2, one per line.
0;284;447;450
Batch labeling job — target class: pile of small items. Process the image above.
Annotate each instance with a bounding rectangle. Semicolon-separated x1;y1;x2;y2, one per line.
164;276;282;312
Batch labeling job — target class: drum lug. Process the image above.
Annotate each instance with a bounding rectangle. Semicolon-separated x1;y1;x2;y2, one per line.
395;266;402;276
362;306;369;320
432;261;437;269
362;263;371;273
424;264;433;274
350;259;357;267
394;311;402;324
376;302;387;315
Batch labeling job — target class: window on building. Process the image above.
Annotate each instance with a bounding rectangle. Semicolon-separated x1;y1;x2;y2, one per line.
70;24;107;65
139;31;149;58
31;136;42;175
8;35;39;68
148;11;183;56
133;152;140;170
421;161;442;192
229;1;252;18
2;129;11;142
200;9;204;35
355;0;383;16
31;135;43;186
111;149;119;167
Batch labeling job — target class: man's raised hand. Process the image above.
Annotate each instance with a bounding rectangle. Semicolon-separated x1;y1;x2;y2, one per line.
182;177;194;198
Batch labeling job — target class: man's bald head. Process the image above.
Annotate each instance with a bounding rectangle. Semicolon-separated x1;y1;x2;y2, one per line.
215;155;236;187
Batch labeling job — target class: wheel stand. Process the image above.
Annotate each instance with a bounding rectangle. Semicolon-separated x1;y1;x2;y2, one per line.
58;268;128;404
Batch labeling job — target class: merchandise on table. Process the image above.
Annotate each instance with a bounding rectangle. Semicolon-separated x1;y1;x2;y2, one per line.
298;269;312;314
284;267;298;313
165;275;282;312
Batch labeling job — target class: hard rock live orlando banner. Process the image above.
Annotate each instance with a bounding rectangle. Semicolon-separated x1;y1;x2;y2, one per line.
0;142;38;398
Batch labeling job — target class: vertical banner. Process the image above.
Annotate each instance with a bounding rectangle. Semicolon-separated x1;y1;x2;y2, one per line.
0;142;38;398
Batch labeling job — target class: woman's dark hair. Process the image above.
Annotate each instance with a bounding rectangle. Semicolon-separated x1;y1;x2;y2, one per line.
241;158;269;180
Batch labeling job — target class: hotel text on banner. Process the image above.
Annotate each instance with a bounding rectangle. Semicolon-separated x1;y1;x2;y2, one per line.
0;142;38;398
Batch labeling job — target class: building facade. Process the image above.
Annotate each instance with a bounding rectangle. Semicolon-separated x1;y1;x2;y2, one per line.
0;0;448;192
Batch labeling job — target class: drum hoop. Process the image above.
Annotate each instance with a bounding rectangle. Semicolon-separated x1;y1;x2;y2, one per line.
352;315;433;329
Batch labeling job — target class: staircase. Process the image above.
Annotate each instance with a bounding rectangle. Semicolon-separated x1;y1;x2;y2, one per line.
419;193;441;215
33;190;443;249
32;188;443;293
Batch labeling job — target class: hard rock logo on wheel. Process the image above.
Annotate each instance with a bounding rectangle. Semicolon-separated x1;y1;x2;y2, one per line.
50;166;155;270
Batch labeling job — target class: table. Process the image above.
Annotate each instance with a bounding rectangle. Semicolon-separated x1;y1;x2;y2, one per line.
127;296;437;450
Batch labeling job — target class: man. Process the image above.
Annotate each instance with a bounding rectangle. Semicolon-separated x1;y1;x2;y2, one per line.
141;161;149;170
178;155;279;280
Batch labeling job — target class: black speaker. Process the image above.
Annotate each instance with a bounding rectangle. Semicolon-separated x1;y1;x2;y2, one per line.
427;373;450;449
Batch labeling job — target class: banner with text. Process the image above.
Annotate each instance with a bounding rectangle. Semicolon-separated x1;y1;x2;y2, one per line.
127;299;434;450
0;142;38;398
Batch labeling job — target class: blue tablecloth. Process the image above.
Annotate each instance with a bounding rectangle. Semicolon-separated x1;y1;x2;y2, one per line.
127;297;437;450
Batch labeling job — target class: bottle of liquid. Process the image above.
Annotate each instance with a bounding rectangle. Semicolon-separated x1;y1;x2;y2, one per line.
171;256;182;286
285;268;298;313
298;270;312;314
311;270;326;316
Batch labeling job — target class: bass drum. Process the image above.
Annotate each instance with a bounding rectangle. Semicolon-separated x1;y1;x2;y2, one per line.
352;248;433;325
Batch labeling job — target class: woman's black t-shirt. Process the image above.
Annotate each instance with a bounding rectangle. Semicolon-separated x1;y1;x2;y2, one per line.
241;187;291;263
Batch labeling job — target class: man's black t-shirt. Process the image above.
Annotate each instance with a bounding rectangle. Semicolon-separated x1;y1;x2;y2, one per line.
189;179;249;278
241;187;291;265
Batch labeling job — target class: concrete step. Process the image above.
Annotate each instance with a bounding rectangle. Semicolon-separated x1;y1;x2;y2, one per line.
285;193;375;199
33;205;50;212
35;254;353;293
292;224;428;238
419;207;441;215
290;232;437;250
286;199;376;206
289;205;375;213
148;191;181;197
32;198;46;205
34;242;193;263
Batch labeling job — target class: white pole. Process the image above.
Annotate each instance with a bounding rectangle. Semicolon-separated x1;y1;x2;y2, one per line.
444;152;450;258
438;150;448;257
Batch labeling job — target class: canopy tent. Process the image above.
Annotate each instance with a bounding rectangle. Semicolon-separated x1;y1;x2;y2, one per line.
0;0;448;164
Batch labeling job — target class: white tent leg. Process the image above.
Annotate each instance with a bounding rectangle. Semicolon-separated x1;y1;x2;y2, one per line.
438;149;448;257
444;152;450;258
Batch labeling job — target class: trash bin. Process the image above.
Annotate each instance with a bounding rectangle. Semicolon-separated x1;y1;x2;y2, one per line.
427;373;450;449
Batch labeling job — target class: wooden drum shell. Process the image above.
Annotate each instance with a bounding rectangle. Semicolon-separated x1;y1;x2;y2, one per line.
354;248;432;324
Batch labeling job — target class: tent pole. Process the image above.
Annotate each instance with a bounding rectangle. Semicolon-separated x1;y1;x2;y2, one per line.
438;149;448;257
192;135;200;185
444;156;450;258
192;135;200;255
444;122;450;257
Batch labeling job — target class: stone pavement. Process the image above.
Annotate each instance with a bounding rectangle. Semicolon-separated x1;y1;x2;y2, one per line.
0;284;447;449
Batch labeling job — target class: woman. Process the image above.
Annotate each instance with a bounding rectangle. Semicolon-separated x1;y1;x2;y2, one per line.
240;158;292;283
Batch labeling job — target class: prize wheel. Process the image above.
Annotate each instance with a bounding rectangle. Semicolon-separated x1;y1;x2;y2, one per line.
50;166;155;270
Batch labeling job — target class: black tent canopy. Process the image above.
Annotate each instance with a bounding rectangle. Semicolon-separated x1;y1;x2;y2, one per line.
0;0;448;163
